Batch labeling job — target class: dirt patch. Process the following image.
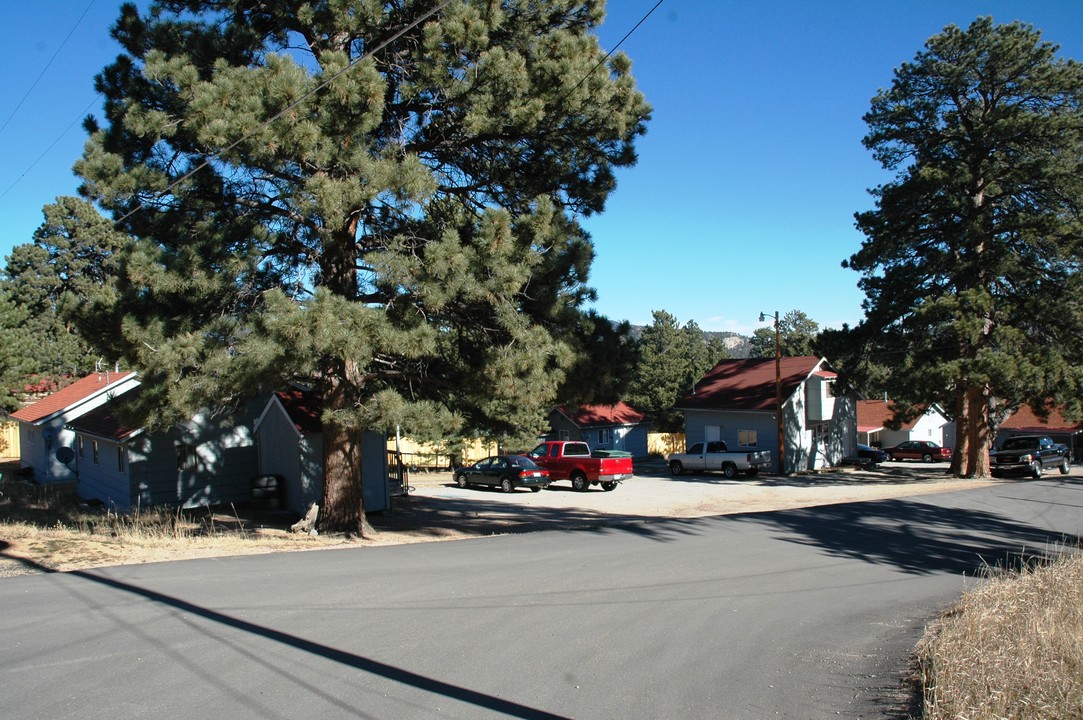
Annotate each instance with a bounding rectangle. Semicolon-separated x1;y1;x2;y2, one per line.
0;458;1005;575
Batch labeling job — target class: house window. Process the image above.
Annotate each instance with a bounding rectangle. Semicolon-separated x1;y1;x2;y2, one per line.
92;440;99;465
598;429;612;445
176;443;198;471
558;429;570;441
117;446;126;472
813;424;828;443
739;430;757;447
78;436;84;458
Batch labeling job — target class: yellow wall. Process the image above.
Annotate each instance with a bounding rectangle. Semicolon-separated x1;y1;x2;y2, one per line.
0;420;19;458
388;436;499;468
648;432;685;457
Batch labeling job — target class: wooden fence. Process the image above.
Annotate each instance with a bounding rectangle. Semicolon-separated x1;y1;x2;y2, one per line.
647;432;685;457
0;420;18;458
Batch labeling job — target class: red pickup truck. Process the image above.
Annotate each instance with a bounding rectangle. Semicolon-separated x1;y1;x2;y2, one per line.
526;440;634;492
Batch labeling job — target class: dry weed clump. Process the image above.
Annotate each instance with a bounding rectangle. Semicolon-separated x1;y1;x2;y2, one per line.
917;551;1083;720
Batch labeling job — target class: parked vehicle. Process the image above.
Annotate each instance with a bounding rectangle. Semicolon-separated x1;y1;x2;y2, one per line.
857;444;888;465
526;440;633;491
883;440;952;462
990;435;1070;479
454;455;551;492
666;441;771;478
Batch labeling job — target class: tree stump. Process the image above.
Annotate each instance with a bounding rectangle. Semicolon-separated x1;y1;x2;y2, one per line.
289;503;319;536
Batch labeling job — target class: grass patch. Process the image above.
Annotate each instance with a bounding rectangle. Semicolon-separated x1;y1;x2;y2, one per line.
916;548;1083;719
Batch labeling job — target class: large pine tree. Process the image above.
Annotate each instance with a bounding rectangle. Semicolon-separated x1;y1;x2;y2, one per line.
74;1;650;532
847;18;1083;477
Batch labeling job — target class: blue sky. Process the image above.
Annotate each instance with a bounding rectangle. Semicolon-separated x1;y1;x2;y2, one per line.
2;1;1082;335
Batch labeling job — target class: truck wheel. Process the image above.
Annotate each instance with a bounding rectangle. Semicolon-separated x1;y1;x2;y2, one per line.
1031;461;1043;479
456;474;469;489
1061;458;1071;475
601;482;617;492
501;478;514;493
722;464;737;479
571;472;590;492
669;461;684;476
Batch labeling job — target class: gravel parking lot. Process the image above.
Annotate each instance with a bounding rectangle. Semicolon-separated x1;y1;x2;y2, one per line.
394;458;1002;523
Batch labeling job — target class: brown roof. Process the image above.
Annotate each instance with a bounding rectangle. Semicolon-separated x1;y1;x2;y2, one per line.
11;371;138;424
856;399;920;433
66;388;143;441
678;356;824;412
1001;404;1083;434
274;389;323;434
556;402;646;428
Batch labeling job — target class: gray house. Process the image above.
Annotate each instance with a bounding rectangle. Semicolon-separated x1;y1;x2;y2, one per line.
543;402;649;458
253;389;391;515
677;356;857;474
11;370;140;486
65;387;262;511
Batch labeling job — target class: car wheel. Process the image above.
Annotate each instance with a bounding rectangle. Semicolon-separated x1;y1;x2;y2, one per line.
601;482;617;491
1031;461;1043;480
722;464;737;479
530;486;542;492
669;460;684;476
922;453;933;462
571;472;590;492
886;453;895;462
501;478;513;493
1061;458;1071;475
456;474;469;488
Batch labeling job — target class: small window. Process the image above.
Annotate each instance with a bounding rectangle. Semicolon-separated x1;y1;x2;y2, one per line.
117;446;126;472
739;430;757;447
598;429;612;445
78;436;84;458
176;443;198;471
92;440;99;466
558;429;570;441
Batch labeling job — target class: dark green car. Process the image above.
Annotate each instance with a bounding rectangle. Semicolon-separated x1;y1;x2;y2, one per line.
454;456;551;493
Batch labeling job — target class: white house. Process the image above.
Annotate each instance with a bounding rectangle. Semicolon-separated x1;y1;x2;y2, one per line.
676;356;857;475
857;400;954;449
11;370;140;485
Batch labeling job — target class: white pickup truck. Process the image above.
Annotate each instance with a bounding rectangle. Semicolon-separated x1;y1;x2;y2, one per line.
666;441;772;478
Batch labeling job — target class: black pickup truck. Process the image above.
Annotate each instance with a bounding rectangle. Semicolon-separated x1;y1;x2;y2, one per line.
990;435;1071;478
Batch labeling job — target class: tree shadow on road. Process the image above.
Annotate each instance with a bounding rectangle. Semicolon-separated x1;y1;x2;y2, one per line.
728;488;1081;576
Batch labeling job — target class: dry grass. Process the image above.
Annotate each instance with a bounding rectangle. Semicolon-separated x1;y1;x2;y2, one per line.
0;478;350;572
916;549;1083;719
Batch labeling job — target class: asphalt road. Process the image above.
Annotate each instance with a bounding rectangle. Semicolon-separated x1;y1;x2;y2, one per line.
3;477;1082;719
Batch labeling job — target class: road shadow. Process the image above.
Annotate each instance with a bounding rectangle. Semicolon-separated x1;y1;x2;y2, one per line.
729;486;1082;576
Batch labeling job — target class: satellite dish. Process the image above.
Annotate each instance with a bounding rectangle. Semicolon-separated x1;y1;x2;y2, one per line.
56;446;75;465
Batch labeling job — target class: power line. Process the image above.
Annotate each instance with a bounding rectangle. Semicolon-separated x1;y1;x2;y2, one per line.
0;0;97;138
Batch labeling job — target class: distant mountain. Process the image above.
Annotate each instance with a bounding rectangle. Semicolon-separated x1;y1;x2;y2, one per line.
625;325;752;359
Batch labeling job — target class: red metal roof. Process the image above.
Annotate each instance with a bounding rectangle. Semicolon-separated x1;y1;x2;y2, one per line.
1001;404;1083;434
274;389;323;434
65;388;143;441
678;356;824;411
856;399;922;432
11;371;137;424
556;402;646;428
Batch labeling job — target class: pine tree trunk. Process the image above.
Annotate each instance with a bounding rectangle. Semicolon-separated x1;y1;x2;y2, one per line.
319;365;374;537
950;391;969;477
965;383;992;478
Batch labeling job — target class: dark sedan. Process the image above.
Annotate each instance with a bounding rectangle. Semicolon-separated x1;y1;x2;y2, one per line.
857;444;888;464
884;440;952;462
454;455;551;492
